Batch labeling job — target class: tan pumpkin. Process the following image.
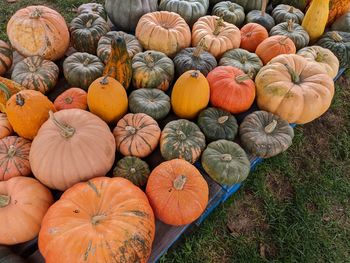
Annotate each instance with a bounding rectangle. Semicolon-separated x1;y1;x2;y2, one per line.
0;113;13;139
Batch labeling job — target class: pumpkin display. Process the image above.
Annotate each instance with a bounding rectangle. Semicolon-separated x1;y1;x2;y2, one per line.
54;88;88;111
207;66;256;114
87;76;128;123
201;139;250;185
63;52;104;90
30;109;116;190
272;4;305;24
69;13;110;55
113;156;150;187
0;77;24;113
77;3;106;20
255;54;335;124
271;0;308;11
113;113;161;158
256;35;296;64
136;11;191;58
245;0;275;32
0;176;53;245
331;12;350;33
0;113;13;139
231;0;266;12
160;119;206;164
38;177;155;263
11;56;59;94
7;5;70;61
212;2;245;27
0;246;26;263
6;90;55;140
146;159;208;226
192;16;241;58
129;88;171;120
0;41;13;77
171;70;210;119
197;107;238;142
132;51;174;91
240;23;269;52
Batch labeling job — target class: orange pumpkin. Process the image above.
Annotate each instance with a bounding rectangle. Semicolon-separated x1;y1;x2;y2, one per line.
240;23;269;52
0;41;13;76
54;88;87;111
0;113;13;139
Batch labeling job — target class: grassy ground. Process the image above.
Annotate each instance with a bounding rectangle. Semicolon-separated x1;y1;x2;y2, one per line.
1;1;349;262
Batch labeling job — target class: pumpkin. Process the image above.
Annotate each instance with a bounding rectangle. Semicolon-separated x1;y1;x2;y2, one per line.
197;107;238;142
113;156;150;187
113;113;161;158
6;90;55;140
54;88;87;111
219;48;263;79
0;246;26;263
103;36;132;90
160;119;206;164
271;0;309;11
256;35;296;64
97;31;143;64
270;19;310;50
70;13;110;55
132;51;174;91
129;88;171;120
87;76;128;124
39;177;155;263
192;16;241;58
146;159;208;226
171;70;210;119
77;3;107;20
297;46;339;78
331;12;350;33
255;54;335;124
30;109;116;190
0;113;13;139
317;31;350;69
316;0;350;26
11;56;59;94
0;41;13;77
159;0;209;27
231;0;267;12
212;2;245;27
246;0;275;31
207;66;256;114
272;4;305;24
0;77;24;113
136;11;191;58
240;23;269;52
63;52;104;90
105;0;158;32
201;139;250;185
7;5;70;61
0;176;53;245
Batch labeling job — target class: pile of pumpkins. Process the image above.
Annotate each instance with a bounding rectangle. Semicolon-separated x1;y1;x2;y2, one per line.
0;0;349;262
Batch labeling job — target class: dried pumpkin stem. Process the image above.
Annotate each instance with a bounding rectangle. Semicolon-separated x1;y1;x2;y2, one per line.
218;116;229;124
221;154;232;162
125;126;136;135
145;52;155;68
315;52;326;62
228;2;236;12
288;6;295;13
83;58;90;66
30;8;42;19
193;38;207;57
190;70;200;78
265;120;278;134
91;214;106;225
240;55;248;64
49;111;76;138
213;17;225;36
235;74;251;83
64;96;73;104
331;32;343;42
16;93;25;106
7;145;16;158
100;75;109;85
0;194;10;208
284;63;300;84
173;175;187;190
176;130;187;140
287;19;294;32
86;19;93;28
130;168;136;174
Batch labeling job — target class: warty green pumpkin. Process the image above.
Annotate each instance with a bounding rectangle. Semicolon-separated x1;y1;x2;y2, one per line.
77;3;107;20
212;2;245;27
272;4;305;24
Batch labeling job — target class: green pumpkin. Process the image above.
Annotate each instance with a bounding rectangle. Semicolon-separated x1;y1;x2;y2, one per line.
77;3;107;20
160;119;206;164
272;4;304;24
331;12;350;33
201;139;250;185
219;48;263;78
230;0;267;12
70;13;110;55
246;8;275;32
129;89;171;120
271;0;308;11
0;246;26;263
212;2;245;27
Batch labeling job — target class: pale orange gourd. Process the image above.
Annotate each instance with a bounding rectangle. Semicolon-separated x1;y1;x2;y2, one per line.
0;113;13;139
54;88;87;111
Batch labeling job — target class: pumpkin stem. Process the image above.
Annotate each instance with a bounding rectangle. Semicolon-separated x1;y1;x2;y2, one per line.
221;154;232;162
49;111;76;139
0;194;10;208
284;63;300;84
193;38;207;57
91;214;106;225
261;0;267;16
64;96;73;104
240;55;247;64
235;74;251;83
145;52;155;68
265;120;278;133
83;58;90;66
288;6;295;13
16;93;25;106
28;64;37;73
190;70;200;79
213;17;225;36
7;145;16;158
86;18;93;28
176;130;187;140
130;168;136;174
100;75;109;85
125;126;136;135
287;19;295;32
30;8;42;19
331;31;343;42
315;52;326;62
173;175;187;190
218;115;229;124
228;2;236;12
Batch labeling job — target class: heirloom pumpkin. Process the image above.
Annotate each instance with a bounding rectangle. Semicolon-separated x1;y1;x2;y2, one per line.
245;0;275;31
0;246;26;263
331;12;350;33
271;0;308;11
212;2;245;27
39;177;155;263
230;0;266;12
240;23;269;52
0;41;13;77
0;176;53;245
0;113;13;139
54;88;88;111
0;77;24;113
272;4;304;24
77;3;106;20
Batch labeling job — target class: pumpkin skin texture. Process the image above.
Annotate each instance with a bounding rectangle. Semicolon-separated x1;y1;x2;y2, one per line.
272;4;305;24
63;52;104;90
11;56;59;94
113;113;161;158
0;246;26;263
146;159;208;226
136;11;191;58
160;119;206;164
245;0;275;32
30;109;116;191
132;51;174;91
0;176;53;245
129;89;171;121
240;23;269;52
331;12;350;33
207;66;256;114
271;0;308;11
54;87;88;111
7;6;69;61
0;77;24;113
171;70;210;119
255;54;335;124
0;113;13;139
38;177;155;263
77;3;107;20
230;0;266;12
113;156;150;187
240;111;294;158
212;2;245;27
0;41;13;77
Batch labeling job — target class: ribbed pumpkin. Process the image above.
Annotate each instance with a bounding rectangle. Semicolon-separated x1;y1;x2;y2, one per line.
0;77;24;113
245;0;275;31
146;159;208;226
7;6;70;61
39;177;155;263
0;176;53;245
230;0;266;12
132;51;174;91
113;113;161;158
11;56;59;94
271;0;308;10
171;70;210;119
0;113;13;139
54;88;88;111
113;156;150;187
30;109;116;191
6;90;55;140
160;119;206;164
240;23;269;52
207;66;256;114
87;76;128;124
0;41;13;77
212;2;245;27
0;246;26;263
272;4;304;24
331;12;350;33
77;3;106;20
129;89;171;120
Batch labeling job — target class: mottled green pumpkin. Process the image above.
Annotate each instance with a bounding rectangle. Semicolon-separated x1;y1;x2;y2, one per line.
246;0;275;32
331;12;350;33
77;3;107;20
212;2;245;27
230;0;267;12
201;139;250;185
0;41;13;77
272;4;304;24
0;245;26;263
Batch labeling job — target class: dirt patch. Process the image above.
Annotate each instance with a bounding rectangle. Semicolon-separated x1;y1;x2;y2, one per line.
260;242;278;260
322;203;350;229
306;202;318;214
266;172;294;202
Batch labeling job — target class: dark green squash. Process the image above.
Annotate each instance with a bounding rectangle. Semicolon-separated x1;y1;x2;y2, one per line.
272;4;305;24
0;246;26;263
331;12;350;33
246;0;275;32
230;0;267;12
77;3;107;20
271;0;308;11
212;2;245;27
